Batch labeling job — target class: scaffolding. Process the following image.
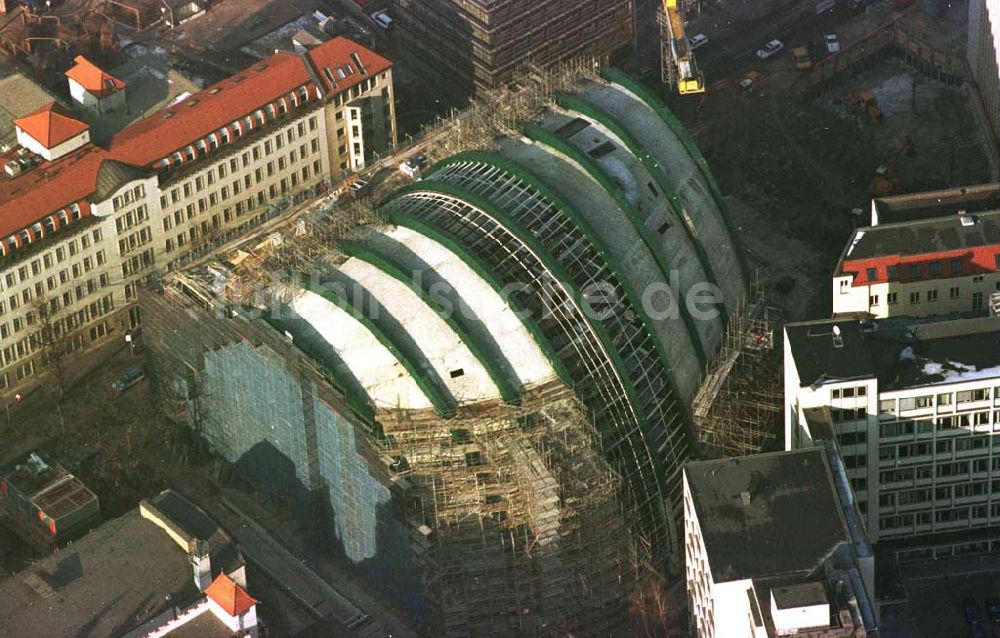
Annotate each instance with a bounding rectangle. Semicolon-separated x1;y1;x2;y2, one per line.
141;197;635;635
690;279;784;457
377;382;630;636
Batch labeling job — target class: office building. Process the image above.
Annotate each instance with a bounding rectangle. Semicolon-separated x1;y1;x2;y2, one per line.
0;36;396;399
683;448;876;638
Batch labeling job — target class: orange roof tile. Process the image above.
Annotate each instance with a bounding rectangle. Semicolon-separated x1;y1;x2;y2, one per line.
0;37;392;241
13;102;89;149
204;573;256;617
65;55;126;97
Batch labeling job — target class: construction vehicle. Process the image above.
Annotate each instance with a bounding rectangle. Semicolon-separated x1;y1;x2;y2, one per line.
660;0;705;94
791;46;812;70
869;136;913;196
844;90;882;123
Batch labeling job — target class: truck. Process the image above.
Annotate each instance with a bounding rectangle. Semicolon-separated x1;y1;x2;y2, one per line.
791;46;812;70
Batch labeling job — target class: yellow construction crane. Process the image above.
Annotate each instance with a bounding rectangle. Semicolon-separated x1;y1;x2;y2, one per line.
660;0;705;94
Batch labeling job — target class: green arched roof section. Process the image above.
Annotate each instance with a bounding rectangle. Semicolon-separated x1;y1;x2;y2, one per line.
599;67;749;278
431;149;699;398
267;315;376;424
337;240;522;405
298;273;457;418
553;93;728;327
383;211;574;387
523;120;724;342
384;180;667;484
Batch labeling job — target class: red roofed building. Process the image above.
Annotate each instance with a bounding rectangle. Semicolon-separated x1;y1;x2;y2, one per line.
834;187;1000;319
0;36;395;400
205;573;258;617
66;56;127;114
13;102;91;161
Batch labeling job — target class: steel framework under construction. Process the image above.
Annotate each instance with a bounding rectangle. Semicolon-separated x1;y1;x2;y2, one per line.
141;198;636;635
690;280;784;457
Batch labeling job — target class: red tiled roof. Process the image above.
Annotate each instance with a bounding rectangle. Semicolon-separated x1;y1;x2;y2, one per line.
108;50;313;168
13;102;89;149
204;573;256;617
65;55;126;98
0;37;392;241
307;36;393;95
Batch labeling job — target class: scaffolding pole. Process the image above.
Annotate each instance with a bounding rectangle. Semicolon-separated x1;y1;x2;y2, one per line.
690;277;783;457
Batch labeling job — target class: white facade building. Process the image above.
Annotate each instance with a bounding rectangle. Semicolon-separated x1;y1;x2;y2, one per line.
0;37;397;399
785;315;1000;542
684;448;875;638
833;209;1000;320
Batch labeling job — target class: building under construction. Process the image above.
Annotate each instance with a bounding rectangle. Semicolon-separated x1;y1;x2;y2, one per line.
141;66;747;634
392;0;634;93
690;282;784;458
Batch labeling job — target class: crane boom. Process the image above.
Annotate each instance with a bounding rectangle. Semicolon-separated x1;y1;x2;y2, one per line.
661;0;705;94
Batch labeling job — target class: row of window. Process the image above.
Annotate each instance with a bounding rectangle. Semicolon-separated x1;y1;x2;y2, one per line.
1;228;104;294
879;456;1000;485
880;388;998;415
1;294;114;369
880;502;1000;531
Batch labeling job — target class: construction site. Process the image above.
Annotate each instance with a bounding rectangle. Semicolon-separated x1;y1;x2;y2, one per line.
660;1;992;318
126;60;758;634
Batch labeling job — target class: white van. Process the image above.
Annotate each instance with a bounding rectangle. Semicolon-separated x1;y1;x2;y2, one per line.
371;11;393;30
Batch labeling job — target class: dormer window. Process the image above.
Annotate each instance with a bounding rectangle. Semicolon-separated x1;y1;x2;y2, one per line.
18;229;31;245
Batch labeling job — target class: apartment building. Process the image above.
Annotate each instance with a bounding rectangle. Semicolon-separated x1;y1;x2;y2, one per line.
969;0;1000;145
392;0;634;92
785;315;1000;543
833;209;1000;318
0;36;396;398
683;448;875;638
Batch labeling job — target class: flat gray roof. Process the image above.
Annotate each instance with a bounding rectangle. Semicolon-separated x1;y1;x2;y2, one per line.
840;209;1000;264
685;448;849;583
787;315;1000;391
0;74;57;146
0;509;198;637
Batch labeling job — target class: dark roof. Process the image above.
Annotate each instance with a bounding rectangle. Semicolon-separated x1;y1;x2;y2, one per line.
684;448;849;582
787;316;1000;391
771;581;827;609
94;159;149;202
784;317;876;387
143;490;243;576
874;183;1000;224
0;509;198;637
839;209;1000;263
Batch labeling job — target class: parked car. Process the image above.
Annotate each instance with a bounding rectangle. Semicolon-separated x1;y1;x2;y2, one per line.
825;34;841;53
371;10;392;30
112;367;145;394
688;33;708;50
756;39;784;60
349;178;369;192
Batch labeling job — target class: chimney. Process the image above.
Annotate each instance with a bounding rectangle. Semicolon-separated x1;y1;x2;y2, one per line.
740;491;752;507
190;539;212;591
